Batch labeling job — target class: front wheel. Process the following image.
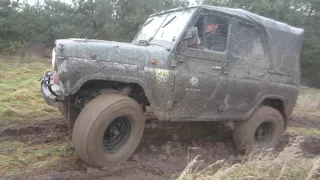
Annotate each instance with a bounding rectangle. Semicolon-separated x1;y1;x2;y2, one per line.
233;106;284;151
72;93;145;168
57;102;79;130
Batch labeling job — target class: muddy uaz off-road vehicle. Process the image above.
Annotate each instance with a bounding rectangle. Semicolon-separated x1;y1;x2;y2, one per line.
41;5;304;168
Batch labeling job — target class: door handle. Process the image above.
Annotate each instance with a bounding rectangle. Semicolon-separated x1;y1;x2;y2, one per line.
212;66;221;70
257;73;264;76
212;66;228;75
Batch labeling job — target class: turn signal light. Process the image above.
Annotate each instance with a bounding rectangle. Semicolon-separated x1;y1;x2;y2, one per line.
53;72;59;85
152;58;157;65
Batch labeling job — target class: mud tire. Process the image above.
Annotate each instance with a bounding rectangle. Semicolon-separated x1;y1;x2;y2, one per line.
233;106;284;151
57;102;79;130
72;93;145;168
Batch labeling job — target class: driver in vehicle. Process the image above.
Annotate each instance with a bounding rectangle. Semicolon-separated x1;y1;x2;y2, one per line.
203;18;227;51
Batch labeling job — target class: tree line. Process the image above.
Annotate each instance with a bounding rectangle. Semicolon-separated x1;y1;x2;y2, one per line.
0;0;319;87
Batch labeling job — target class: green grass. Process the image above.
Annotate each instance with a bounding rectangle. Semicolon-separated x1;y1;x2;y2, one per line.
0;56;74;177
0;56;60;126
0;140;74;176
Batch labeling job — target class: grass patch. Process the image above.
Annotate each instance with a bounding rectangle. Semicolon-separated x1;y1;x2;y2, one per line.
0;140;74;176
293;86;320;120
287;127;320;136
177;141;320;180
0;56;60;126
0;56;75;177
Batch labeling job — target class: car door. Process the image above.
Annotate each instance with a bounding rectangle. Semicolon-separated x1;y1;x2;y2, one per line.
221;20;270;120
170;13;230;121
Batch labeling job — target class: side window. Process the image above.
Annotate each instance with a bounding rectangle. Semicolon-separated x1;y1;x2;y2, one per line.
229;22;266;60
203;15;228;52
191;14;228;52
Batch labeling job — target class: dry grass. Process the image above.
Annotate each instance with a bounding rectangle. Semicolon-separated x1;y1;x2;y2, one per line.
287;127;320;136
177;138;320;180
0;56;61;126
293;86;320;120
177;86;320;180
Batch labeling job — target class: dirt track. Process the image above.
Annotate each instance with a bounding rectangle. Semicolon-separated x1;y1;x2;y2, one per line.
1;115;320;180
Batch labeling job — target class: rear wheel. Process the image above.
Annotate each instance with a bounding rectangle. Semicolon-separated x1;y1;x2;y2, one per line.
72;93;145;168
233;106;284;151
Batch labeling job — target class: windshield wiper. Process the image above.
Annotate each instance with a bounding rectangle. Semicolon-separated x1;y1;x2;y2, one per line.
162;16;176;28
136;40;150;46
148;14;169;42
143;18;154;27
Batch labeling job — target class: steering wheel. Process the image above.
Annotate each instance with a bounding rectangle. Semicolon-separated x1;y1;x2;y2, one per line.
203;32;217;50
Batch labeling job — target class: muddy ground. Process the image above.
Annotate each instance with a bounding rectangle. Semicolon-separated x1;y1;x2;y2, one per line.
1;115;320;180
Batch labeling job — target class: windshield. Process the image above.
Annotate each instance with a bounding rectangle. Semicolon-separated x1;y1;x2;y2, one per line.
132;9;195;47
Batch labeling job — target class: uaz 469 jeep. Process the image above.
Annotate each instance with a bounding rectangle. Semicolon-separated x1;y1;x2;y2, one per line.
41;5;304;168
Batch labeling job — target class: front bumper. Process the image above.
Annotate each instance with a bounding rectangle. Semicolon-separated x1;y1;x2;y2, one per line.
40;71;62;106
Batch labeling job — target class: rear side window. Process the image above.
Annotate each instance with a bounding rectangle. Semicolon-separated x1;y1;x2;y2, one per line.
229;22;265;60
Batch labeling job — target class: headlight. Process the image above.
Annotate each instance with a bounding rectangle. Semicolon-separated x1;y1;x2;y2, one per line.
51;48;56;69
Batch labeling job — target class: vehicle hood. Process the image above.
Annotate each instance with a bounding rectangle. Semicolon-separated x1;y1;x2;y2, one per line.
54;38;170;68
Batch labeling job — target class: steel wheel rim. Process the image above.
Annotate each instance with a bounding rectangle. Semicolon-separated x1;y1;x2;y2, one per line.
254;121;273;145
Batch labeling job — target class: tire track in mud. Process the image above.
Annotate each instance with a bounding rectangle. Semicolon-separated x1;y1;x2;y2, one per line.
288;115;320;129
0;118;69;144
1;116;320;180
1;119;238;180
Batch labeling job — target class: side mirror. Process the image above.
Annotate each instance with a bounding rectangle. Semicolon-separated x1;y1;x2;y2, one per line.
184;27;200;48
185;27;199;40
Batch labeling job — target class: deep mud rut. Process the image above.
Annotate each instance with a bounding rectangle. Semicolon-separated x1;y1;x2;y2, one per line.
1;115;320;180
0;118;69;145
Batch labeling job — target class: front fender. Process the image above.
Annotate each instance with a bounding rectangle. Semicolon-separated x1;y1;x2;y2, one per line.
57;57;175;119
70;73;153;105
